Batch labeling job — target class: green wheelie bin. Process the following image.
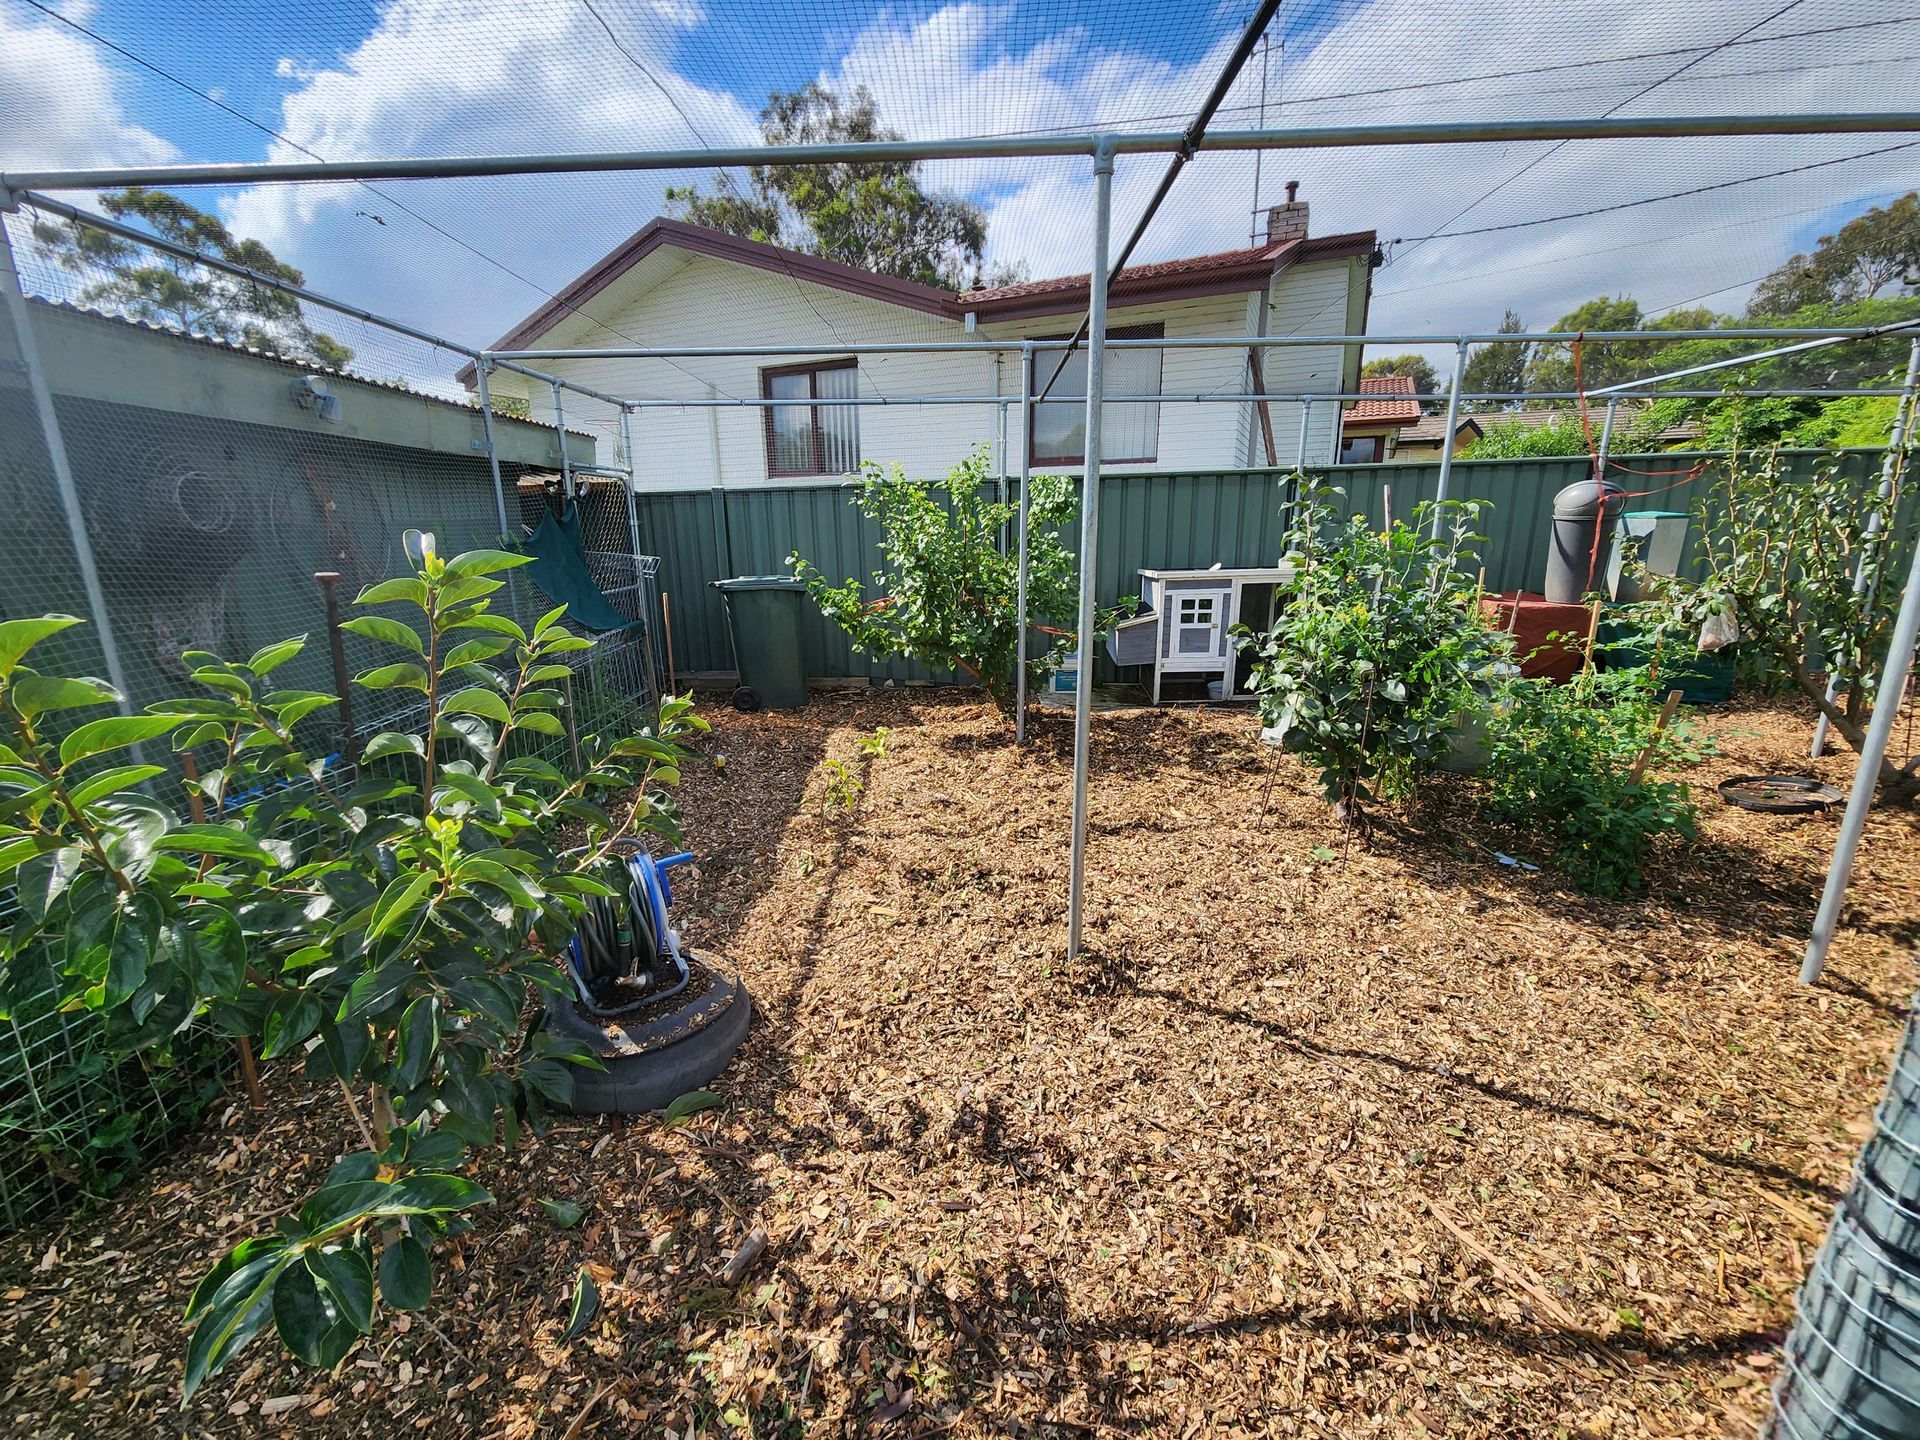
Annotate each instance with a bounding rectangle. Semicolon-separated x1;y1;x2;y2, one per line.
711;576;809;711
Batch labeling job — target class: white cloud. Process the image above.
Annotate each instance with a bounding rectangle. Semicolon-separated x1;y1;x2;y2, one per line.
223;0;759;347
0;3;175;170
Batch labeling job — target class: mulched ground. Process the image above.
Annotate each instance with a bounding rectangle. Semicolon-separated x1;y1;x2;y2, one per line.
4;689;1918;1439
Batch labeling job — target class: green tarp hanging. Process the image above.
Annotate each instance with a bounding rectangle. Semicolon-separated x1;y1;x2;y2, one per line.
518;503;640;633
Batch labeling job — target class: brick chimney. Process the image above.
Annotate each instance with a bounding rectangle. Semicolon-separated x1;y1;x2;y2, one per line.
1264;180;1309;248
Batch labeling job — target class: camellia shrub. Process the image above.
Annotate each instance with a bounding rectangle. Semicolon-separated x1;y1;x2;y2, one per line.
0;538;705;1399
1241;487;1507;822
791;446;1130;715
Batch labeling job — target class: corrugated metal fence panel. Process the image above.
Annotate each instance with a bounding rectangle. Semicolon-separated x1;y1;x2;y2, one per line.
630;448;1892;682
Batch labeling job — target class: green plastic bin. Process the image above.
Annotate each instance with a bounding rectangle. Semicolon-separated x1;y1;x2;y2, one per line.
711;576;809;712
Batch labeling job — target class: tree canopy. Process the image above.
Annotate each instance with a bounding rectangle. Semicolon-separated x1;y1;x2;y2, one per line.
30;188;352;368
1361;353;1439;410
1747;191;1919;316
665;83;1007;291
1461;308;1530;412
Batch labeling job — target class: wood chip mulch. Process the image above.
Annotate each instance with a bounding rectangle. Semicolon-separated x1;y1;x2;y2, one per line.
3;689;1917;1439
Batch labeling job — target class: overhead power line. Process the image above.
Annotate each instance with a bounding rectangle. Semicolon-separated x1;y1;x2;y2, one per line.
1384;141;1920;245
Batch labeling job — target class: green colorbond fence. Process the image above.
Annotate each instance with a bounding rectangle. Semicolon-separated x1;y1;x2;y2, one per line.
636;448;1893;683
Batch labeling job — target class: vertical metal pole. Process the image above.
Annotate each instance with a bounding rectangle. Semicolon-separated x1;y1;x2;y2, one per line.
1813;337;1920;758
1296;399;1312;469
474;362;513;539
0;216;136;716
1430;338;1471;537
1596;396;1620;481
991;351;1008;553
1066;144;1115;963
1802;479;1920;986
619;406;642;559
1016;343;1034;746
550;379;574;499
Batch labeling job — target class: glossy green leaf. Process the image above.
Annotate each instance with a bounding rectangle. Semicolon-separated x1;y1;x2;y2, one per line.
393;994;440;1090
152;824;280;868
339;615;425;654
0;615;80;678
271;1259;337;1365
663;1090;725;1124
560;1266;599;1343
366;870;434;941
307;1246;375;1333
13;673;119;718
183;1249;290;1401
439;687;511;724
248;637;307;675
445;548;534;578
300;1180;387;1235
442;637;512;668
340;959;414;1021
354;577;428;608
378;1235;431;1311
355;663;429;693
66;764;163;806
259;992;322;1060
539;1198;584;1229
361;731;426;762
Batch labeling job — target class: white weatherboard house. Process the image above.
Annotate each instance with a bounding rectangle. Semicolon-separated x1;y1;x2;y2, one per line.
464;194;1378;490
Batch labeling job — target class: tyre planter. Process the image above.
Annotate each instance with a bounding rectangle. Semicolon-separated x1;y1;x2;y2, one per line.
546;954;751;1115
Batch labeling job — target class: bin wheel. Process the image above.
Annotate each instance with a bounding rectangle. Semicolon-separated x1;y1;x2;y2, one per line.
731;685;762;713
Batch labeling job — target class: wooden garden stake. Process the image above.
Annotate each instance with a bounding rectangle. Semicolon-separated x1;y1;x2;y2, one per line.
1627;689;1685;786
183;752;263;1108
1580;597;1603;677
662;592;677;696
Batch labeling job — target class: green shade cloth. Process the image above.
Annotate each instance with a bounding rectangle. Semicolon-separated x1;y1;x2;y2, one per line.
519;503;640;633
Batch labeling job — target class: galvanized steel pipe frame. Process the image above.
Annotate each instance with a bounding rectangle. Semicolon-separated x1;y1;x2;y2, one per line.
1801;343;1920;987
1067;142;1115;963
1812;338;1920;760
8;111;1919;192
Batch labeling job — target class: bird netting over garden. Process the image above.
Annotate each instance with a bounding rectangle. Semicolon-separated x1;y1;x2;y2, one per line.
1;0;1918;400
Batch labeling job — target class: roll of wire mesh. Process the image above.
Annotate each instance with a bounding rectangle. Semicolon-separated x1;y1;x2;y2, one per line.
1771;995;1920;1437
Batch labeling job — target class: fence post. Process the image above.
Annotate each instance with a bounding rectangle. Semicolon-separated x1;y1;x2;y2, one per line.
1016;343;1034;746
1067;141;1115;963
549;378;574;499
0;211;137;718
473;360;513;539
1812;336;1920;759
1296;398;1312;469
1430;338;1471;535
619;405;642;559
1596;396;1620;482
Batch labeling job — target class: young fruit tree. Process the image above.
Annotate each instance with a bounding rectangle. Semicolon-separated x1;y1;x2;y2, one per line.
0;539;705;1399
1640;448;1920;802
791;447;1129;715
1240;487;1507;824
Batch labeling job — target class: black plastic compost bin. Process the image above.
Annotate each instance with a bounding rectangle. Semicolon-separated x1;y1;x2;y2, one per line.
712;575;808;711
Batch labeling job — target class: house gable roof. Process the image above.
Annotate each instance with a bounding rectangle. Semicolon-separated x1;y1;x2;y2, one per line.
462;219;1382;386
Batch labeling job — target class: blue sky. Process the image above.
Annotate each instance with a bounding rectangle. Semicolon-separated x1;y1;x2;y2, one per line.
3;0;1915;377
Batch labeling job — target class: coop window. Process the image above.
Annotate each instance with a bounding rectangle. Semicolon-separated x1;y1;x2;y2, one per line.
1178;596;1215;625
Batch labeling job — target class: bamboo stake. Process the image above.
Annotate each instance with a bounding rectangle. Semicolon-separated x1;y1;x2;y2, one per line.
662;592;677;697
1627;689;1685;786
1580;597;1604;678
183;751;264;1108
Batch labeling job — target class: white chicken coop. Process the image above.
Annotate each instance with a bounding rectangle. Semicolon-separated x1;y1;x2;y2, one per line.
1104;564;1294;704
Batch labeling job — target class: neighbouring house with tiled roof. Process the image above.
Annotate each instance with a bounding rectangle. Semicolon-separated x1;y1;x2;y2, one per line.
1339;374;1423;464
467;191;1380;489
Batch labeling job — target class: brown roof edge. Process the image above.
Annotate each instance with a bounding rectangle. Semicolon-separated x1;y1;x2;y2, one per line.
955;229;1378;321
454;217;964;388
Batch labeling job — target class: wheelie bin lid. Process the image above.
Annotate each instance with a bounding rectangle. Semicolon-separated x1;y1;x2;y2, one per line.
711;575;806;591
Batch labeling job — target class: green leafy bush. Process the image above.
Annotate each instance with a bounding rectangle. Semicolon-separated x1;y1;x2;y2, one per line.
1461;416;1589;459
1639;448;1919;800
1240;488;1507;821
0;539;705;1399
791;447;1128;715
1483;663;1700;896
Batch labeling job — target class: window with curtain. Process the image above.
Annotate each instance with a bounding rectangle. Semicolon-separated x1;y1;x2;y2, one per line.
761;359;860;476
1030;323;1164;465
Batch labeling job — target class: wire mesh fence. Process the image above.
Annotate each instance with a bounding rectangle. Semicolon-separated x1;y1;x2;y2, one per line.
0;209;664;1230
